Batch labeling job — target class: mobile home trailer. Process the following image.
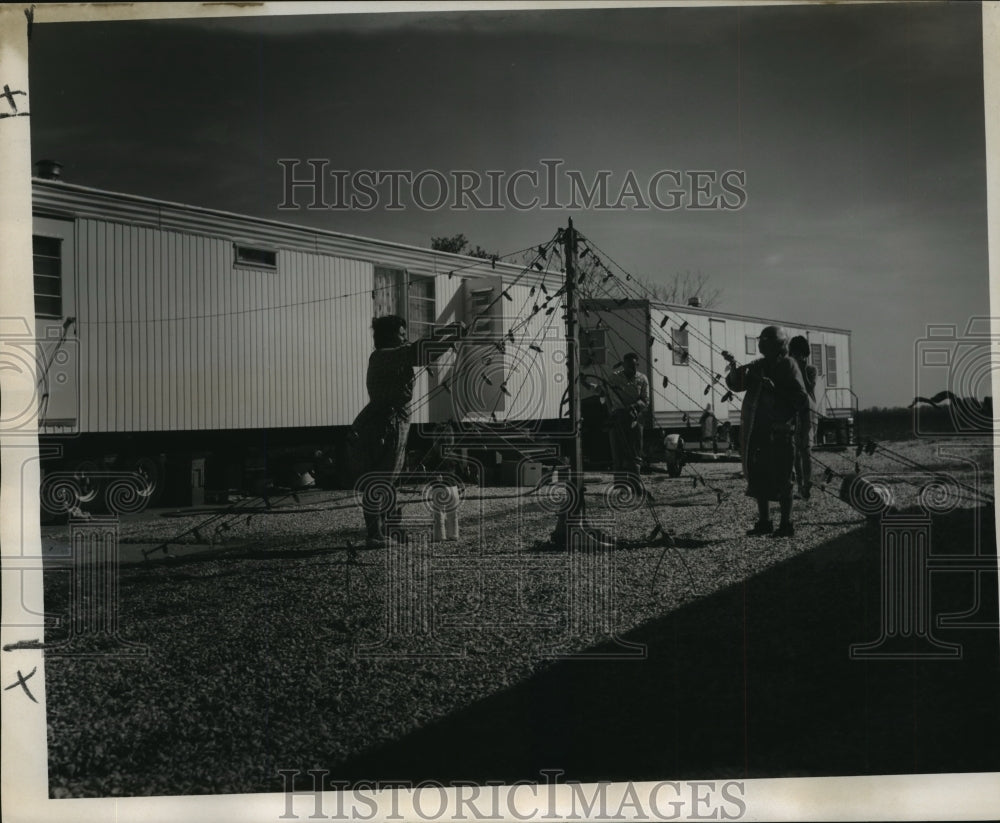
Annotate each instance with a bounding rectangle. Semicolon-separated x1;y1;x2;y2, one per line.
29;178;566;504
579;298;855;451
26;178;855;505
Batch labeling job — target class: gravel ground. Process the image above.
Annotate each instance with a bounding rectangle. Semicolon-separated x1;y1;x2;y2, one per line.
40;437;995;797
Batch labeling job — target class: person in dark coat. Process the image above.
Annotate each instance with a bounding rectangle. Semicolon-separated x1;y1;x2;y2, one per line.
725;326;809;537
788;335;818;499
348;315;465;547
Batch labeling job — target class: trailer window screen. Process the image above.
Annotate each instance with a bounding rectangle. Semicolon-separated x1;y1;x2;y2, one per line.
672;327;689;366
582;329;606;366
745;335;757;355
825;345;838;386
33;235;62;318
810;343;823;375
234;244;277;270
407;275;436;339
373;266;403;318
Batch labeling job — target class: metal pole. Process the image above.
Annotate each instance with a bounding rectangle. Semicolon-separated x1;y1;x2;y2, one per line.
564;218;584;520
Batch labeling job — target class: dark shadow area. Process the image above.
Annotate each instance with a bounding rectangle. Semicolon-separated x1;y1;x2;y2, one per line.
134;542;377;568
331;506;999;784
667;536;721;549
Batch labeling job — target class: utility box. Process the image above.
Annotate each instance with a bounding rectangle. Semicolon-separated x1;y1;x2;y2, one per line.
498;459;546;487
190;458;206;507
519;461;544;488
166;454;206;507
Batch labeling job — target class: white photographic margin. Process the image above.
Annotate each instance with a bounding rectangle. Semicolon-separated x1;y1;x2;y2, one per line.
1;1;998;821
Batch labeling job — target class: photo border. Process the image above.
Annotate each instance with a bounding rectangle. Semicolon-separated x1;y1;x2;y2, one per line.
2;2;998;820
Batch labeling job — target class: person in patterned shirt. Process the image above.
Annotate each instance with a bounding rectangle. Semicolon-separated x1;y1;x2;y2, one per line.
725;326;808;537
606;352;650;498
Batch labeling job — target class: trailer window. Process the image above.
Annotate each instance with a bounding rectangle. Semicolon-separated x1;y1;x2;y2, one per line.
810;343;823;375
672;327;689;366
582;329;606;366
745;335;757;356
373;266;404;318
825;345;838;386
33;235;62;318
407;275;436;339
234;244;277;270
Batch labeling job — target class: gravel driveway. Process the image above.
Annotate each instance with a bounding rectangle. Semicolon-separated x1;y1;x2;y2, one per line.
40;437;997;797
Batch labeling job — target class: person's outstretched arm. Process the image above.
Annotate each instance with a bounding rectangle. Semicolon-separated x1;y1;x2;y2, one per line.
411;321;469;365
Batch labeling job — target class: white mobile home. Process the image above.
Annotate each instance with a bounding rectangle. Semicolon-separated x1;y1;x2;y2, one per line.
27;177;854;502
579;298;854;441
29;178;565;499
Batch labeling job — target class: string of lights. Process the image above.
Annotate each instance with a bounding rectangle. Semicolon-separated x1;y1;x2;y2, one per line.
403;233;563;419
578;295;724;497
582;254;838;432
581;275;731;424
577;233;729;361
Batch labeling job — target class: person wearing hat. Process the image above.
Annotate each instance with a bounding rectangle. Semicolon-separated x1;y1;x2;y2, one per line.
606;351;650;497
347;315;467;548
725;325;809;537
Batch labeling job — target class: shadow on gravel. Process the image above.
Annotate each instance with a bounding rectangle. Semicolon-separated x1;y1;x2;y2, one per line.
332;505;999;784
669;536;721;549
107;544;378;584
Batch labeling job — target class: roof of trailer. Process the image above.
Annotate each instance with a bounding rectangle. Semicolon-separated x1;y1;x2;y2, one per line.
30;178;546;283
582;297;851;335
31;181;851;334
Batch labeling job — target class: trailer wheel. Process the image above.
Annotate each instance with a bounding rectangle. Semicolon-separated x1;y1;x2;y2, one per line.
71;460;103;507
127;455;165;506
663;434;685;477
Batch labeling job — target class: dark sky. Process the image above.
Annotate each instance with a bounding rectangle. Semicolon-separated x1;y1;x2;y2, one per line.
27;3;990;408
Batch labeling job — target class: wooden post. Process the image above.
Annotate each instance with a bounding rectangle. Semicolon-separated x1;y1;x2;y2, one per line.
564;218;584;520
551;219;586;548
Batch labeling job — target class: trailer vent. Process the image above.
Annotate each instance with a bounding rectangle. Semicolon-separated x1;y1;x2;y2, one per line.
35;159;63;180
234;244;277;270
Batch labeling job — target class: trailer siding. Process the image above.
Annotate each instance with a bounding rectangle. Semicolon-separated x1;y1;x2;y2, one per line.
33;180;533;287
35;180;562;437
73;218;373;432
34;181;853;446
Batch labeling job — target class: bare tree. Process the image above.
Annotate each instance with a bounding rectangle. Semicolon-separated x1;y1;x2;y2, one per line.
633;269;723;308
575;258;723;309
